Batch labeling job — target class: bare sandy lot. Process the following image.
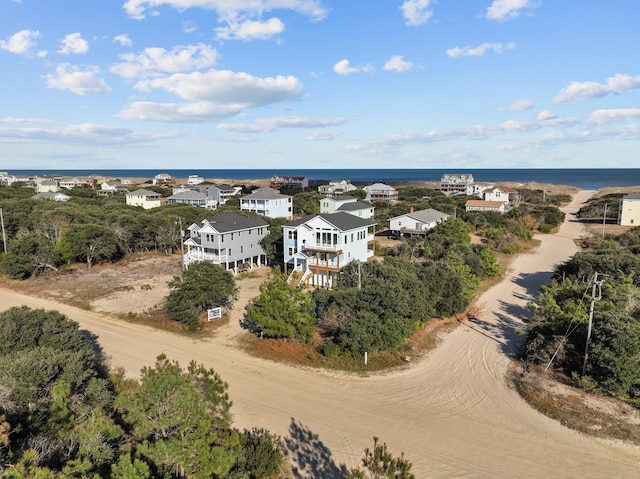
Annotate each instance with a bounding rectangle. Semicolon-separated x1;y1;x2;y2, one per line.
1;190;639;478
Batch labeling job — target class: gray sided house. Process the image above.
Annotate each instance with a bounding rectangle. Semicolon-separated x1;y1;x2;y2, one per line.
183;212;269;273
388;208;449;236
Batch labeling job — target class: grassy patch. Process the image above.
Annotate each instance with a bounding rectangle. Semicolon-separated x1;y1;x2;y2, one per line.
511;365;640;445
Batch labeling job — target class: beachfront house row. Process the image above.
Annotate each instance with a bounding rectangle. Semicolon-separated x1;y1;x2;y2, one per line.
283;212;376;288
240;187;293;220
317;179;357;196
362;183;398;203
465;200;506;213
483;185;518;205
320;196;374;219
388;208;450;237
440;173;474;194
618;192;640;226
125;189;162;209
183;212;269;273
167;190;216;209
270;175;309;191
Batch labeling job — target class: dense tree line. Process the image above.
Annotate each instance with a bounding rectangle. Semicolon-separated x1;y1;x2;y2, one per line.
525;227;640;401
0;307;285;478
0;307;414;478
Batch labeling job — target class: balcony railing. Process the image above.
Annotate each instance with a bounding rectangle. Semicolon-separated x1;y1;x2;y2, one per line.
185;250;227;264
303;243;342;252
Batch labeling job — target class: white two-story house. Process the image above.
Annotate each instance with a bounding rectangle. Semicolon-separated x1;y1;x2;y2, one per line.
240;187;293;220
125;189;162;209
183;212;269;272
283;212;376;288
320;196;374;219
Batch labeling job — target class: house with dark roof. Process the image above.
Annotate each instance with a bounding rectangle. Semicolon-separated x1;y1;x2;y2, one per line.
388;208;450;236
270;175;308;190
319;196;374;219
283;212;376;288
206;183;241;206
240;187;293;219
183;212;269;272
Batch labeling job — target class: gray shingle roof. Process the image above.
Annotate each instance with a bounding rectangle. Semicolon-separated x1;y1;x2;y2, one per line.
623;192;640;199
244;187;291;200
127;188;160;197
168;190;207;200
337;201;371;211
204;212;269;232
403;208;449;223
285;212;375;231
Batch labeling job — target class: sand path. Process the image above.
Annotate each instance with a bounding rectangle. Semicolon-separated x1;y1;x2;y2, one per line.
1;190;639;477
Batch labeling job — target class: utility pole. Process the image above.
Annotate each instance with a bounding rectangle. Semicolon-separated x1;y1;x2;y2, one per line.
177;217;185;271
582;272;604;377
0;208;6;254
601;203;608;238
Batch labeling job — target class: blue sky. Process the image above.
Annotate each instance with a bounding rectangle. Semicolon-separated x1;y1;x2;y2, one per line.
1;0;639;170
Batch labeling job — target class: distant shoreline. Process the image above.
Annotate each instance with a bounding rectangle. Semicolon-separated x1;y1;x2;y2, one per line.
5;168;640;190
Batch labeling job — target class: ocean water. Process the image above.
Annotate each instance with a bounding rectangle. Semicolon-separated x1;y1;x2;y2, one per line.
5;168;640;190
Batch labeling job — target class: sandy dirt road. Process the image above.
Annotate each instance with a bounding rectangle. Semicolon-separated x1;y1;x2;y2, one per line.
1;190;639;478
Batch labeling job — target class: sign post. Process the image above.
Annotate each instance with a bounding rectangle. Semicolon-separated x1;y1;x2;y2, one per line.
207;307;222;321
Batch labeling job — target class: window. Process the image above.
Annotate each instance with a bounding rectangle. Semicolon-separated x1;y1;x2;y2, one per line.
240;245;244;254
288;247;294;256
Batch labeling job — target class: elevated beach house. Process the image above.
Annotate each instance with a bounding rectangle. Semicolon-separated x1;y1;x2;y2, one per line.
362;183;398;203
125;189;162;209
389;208;450;237
440;173;474;194
184;212;269;273
618;192;640;226
283;212;376;288
240;187;293;220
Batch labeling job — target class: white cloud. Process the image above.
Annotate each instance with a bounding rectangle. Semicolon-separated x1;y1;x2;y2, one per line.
114;34;132;46
486;0;540;22
118;70;303;122
503;99;535;111
446;42;516;58
308;130;341;141
400;0;434;26
333;59;372;76
219;115;346;132
0;123;158;145
58;33;89;55
0;29;40;55
111;44;218;79
216;17;285;41
589;108;640;125
383;55;415;72
182;21;197;33
122;0;328;22
537;110;557;121
44;64;112;95
552;74;640;103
